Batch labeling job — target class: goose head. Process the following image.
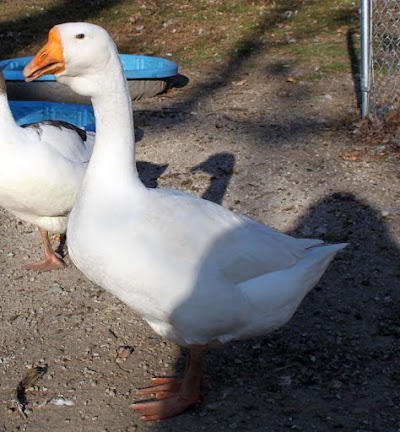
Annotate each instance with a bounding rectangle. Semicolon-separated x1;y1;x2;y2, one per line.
24;22;121;98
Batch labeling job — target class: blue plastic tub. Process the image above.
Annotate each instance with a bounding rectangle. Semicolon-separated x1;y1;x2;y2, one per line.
1;54;178;103
0;54;178;81
10;101;95;132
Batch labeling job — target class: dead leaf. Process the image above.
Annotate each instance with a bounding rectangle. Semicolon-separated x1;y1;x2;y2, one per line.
232;79;247;86
181;178;193;186
384;109;400;126
13;366;47;417
282;205;295;211
341;152;359;161
318;130;334;138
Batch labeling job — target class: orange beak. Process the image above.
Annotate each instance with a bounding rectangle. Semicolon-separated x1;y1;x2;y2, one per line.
23;27;65;82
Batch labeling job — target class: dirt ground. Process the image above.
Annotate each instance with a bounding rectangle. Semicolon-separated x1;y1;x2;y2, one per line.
1;55;400;432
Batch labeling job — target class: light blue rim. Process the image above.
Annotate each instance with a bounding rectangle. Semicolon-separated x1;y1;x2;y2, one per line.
9;100;96;132
1;54;178;81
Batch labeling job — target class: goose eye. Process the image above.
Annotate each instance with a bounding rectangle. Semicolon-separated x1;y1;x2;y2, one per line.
75;33;85;40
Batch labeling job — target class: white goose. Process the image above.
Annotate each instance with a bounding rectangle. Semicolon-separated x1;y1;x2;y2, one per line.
0;68;94;272
24;23;347;420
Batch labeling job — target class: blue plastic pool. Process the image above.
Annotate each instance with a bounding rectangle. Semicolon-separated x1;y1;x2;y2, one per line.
0;54;178;81
10;101;95;132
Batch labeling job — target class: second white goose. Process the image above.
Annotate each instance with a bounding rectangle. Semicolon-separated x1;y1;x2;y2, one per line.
0;68;95;272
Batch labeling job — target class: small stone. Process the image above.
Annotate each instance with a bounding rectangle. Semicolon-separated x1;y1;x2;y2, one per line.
49;397;75;406
48;284;64;295
105;388;117;396
115;345;134;362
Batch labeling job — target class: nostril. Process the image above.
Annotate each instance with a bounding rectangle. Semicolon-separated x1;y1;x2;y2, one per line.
40;52;48;59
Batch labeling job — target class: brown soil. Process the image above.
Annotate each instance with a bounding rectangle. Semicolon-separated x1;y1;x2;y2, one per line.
1;46;400;432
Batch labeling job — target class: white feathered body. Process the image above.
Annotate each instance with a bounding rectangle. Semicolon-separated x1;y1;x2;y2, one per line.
68;184;345;347
0;96;94;233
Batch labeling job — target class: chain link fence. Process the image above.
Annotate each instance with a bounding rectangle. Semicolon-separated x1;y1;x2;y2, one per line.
361;0;400;119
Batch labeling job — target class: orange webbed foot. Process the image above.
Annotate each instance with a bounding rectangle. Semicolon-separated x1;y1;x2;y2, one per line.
131;382;201;421
131;345;207;421
22;253;65;273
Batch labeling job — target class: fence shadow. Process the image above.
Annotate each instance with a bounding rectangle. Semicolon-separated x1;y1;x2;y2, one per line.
347;29;362;111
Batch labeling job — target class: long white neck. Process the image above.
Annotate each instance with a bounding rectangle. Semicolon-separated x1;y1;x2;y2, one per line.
75;53;145;195
0;93;19;134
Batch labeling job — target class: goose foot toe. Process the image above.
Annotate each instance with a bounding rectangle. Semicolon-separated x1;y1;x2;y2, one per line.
131;391;201;421
22;254;65;273
136;377;182;396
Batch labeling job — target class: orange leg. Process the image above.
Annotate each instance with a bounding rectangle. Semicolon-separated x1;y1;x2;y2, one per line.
22;228;65;273
131;345;207;421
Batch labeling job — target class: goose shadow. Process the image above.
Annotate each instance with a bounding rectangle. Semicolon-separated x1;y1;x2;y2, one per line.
134;127;145;143
286;192;400;338
191;152;236;204
137;161;168;189
144;192;399;431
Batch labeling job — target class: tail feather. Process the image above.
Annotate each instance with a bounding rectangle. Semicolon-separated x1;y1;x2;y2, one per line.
234;243;347;340
295;242;347;291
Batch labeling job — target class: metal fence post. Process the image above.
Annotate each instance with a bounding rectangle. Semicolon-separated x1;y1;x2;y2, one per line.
360;0;371;118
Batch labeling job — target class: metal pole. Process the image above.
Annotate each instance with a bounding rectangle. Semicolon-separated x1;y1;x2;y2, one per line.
360;0;371;118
